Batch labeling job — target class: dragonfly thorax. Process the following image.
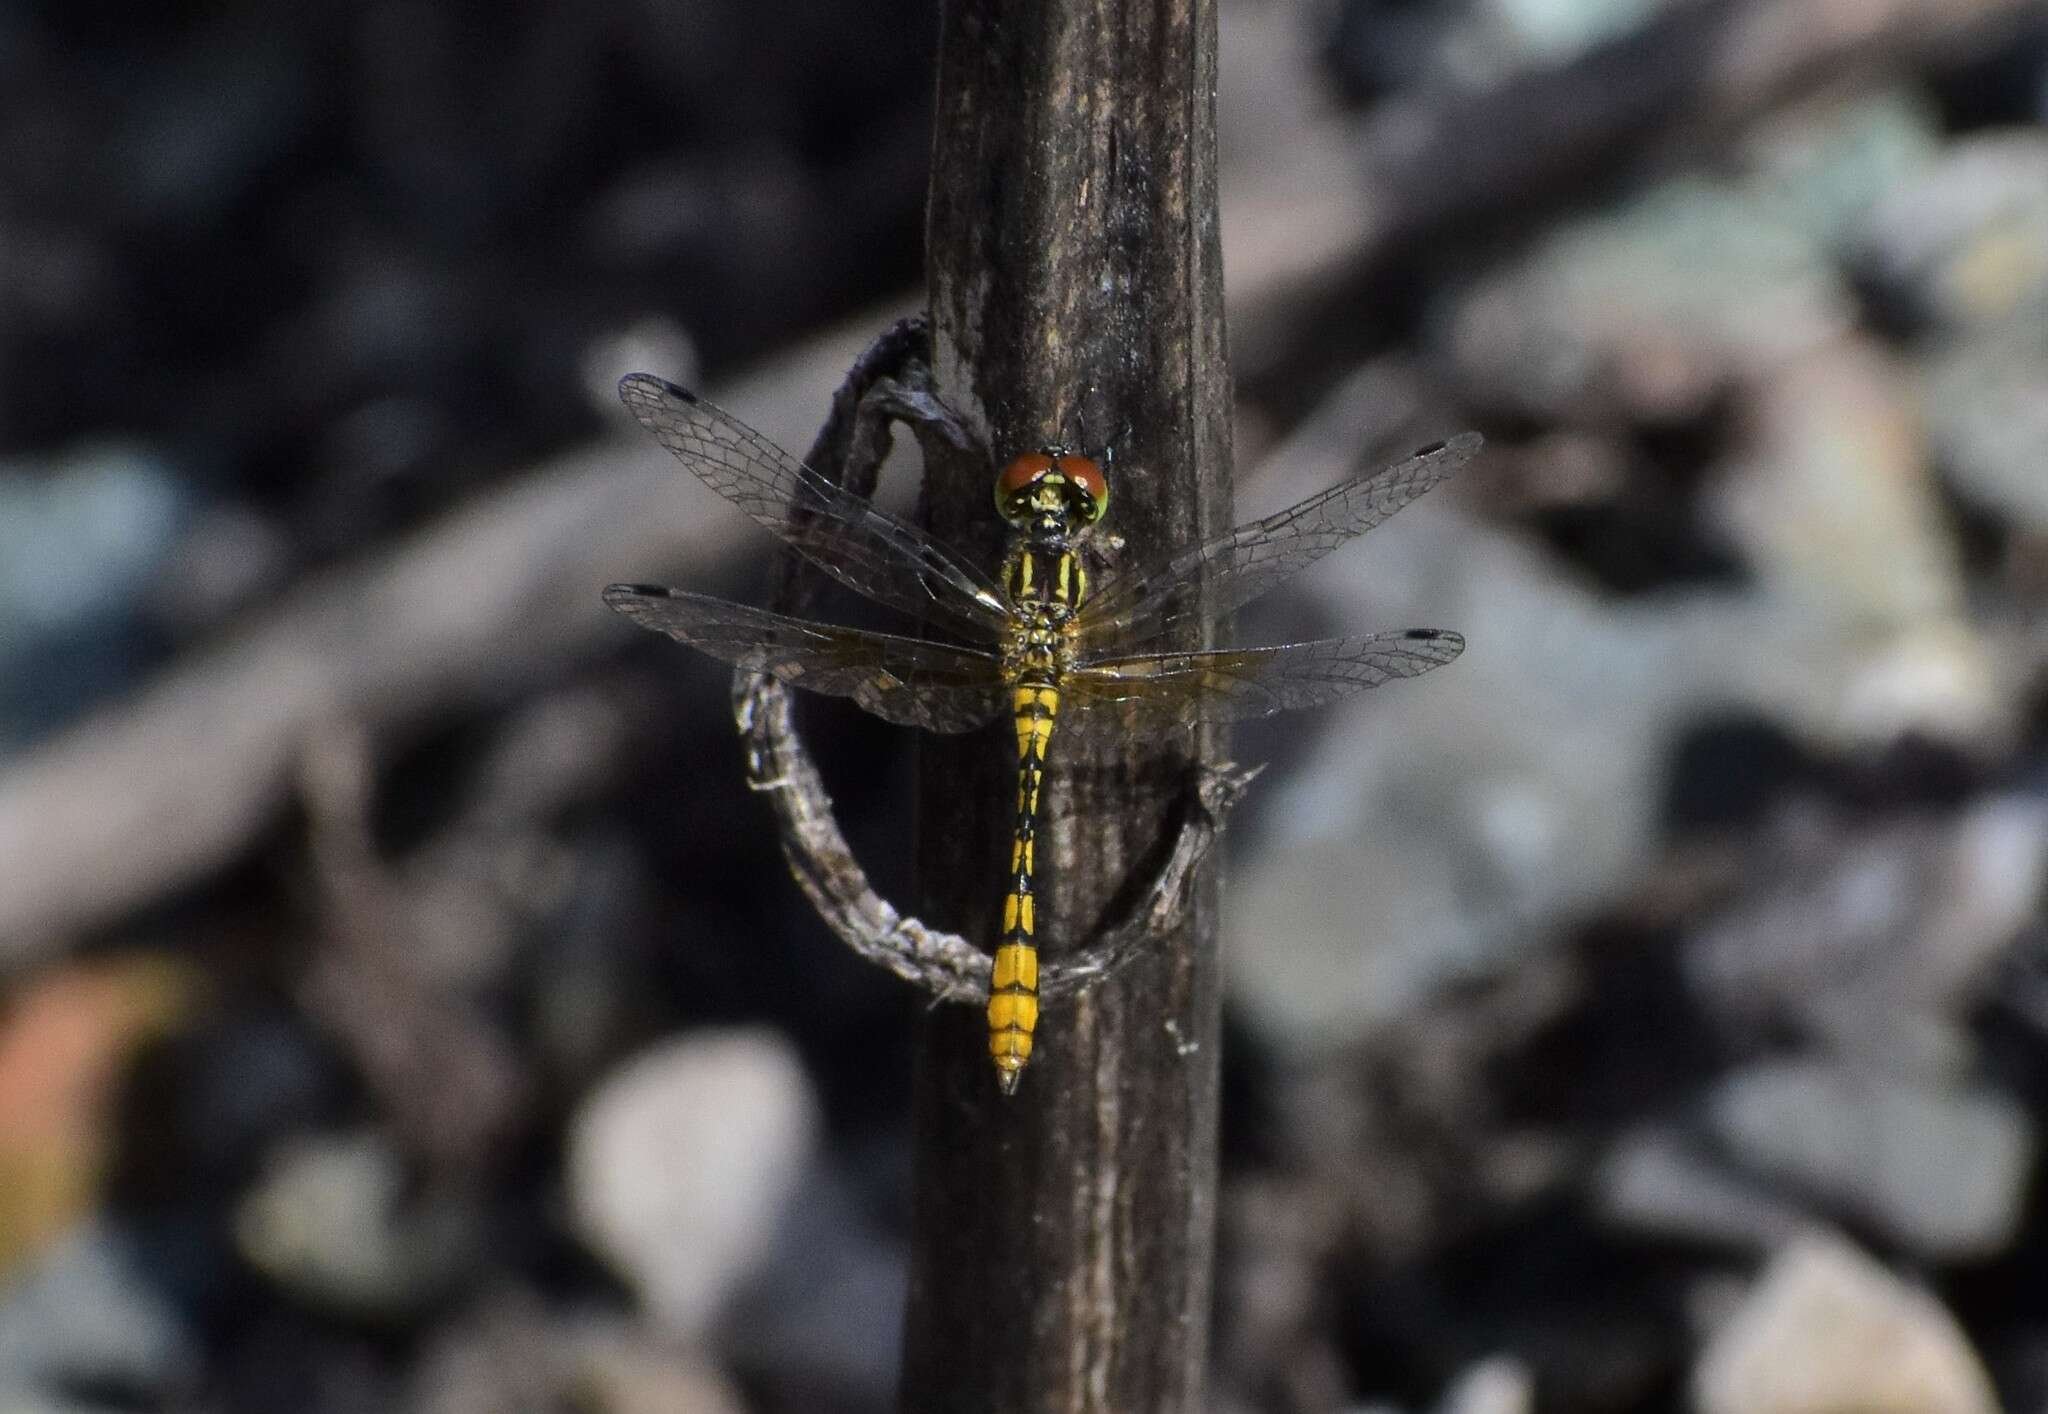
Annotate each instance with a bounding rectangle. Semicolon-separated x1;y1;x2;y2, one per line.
1000;617;1075;684
999;542;1086;685
1001;543;1088;618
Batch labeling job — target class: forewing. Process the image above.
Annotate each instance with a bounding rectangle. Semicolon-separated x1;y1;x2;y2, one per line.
1065;630;1465;726
605;585;1009;733
620;374;1009;638
1076;432;1480;650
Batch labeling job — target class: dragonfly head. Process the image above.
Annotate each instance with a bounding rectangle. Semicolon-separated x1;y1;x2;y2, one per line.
995;449;1109;537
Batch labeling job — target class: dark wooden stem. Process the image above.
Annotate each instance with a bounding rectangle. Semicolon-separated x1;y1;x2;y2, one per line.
903;3;1232;1412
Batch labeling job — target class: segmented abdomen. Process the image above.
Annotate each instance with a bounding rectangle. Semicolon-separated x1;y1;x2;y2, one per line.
987;681;1057;1093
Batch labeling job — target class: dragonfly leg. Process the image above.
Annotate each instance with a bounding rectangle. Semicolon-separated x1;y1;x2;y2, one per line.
988;682;1058;1093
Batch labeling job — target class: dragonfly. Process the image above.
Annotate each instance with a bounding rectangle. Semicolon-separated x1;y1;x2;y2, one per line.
604;372;1478;1094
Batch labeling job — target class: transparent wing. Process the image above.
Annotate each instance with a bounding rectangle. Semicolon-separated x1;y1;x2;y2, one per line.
605;585;1009;733
1075;432;1480;650
620;374;1010;639
1065;629;1465;726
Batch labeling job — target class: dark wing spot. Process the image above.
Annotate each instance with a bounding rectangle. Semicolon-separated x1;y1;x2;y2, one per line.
618;372;698;403
602;583;679;603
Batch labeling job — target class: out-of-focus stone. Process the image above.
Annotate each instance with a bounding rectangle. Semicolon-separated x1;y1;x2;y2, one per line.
572;1335;749;1414
1432;1355;1534;1414
1443;91;1946;425
1711;340;1950;623
0;444;187;649
1706;1061;2034;1261
1596;1126;1807;1252
1856;129;2048;332
1486;0;1676;63
1440;177;1848;421
1223;339;2017;1053
721;1166;903;1406
0;1395;133;1414
0;1221;198;1397
108;28;311;229
1927;796;2048;1002
1745;91;1944;250
235;1131;482;1319
567;1028;818;1341
1925;319;2048;534
410;1294;750;1414
1685;796;2048;1067
1707;340;2006;750
0;443;189;745
0;957;194;1277
1694;1235;1999;1414
1224;418;1932;1050
410;1295;565;1414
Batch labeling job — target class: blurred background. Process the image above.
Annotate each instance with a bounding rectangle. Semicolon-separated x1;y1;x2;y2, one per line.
2;0;2046;1410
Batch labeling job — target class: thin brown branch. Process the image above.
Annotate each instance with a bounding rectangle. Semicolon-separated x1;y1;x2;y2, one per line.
905;2;1235;1411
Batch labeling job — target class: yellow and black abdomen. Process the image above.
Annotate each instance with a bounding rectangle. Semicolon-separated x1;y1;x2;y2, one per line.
986;546;1083;1093
987;678;1058;1092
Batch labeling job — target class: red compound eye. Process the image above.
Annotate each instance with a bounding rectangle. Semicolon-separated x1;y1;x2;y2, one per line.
996;452;1056;501
1056;455;1109;521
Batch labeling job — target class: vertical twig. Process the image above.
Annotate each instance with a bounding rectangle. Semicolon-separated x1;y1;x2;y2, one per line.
902;2;1232;1411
